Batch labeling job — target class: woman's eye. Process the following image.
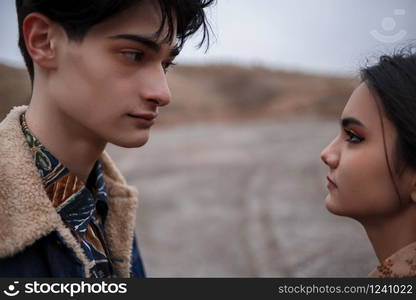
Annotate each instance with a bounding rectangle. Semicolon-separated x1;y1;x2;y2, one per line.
344;129;364;144
121;51;143;62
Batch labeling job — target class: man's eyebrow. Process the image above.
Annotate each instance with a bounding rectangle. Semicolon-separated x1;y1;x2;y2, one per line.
341;117;366;128
109;34;180;57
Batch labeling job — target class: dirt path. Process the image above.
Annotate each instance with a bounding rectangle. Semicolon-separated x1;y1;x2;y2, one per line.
106;117;376;277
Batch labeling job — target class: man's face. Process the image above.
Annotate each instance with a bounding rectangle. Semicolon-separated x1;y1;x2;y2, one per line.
49;0;177;147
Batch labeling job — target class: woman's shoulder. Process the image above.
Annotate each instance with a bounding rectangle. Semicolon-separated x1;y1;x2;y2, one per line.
369;241;416;278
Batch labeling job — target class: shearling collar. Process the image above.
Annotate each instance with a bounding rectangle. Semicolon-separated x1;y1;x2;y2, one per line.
0;106;138;277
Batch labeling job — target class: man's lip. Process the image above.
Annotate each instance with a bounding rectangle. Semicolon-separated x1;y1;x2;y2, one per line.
127;112;158;120
326;176;337;188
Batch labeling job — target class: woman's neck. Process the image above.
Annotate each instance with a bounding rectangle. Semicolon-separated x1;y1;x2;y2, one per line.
361;205;416;263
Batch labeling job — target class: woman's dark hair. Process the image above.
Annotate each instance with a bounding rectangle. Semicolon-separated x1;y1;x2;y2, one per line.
361;48;416;174
15;0;214;82
360;47;416;205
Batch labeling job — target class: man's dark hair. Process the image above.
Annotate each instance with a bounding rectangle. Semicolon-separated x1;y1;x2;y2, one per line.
15;0;214;82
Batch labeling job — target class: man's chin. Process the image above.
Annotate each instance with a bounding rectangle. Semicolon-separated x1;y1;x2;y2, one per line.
110;135;150;148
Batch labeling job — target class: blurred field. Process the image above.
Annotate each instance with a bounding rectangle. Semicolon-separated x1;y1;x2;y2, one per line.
163;65;358;124
0;63;357;122
0;63;376;276
106;118;376;277
0;64;31;118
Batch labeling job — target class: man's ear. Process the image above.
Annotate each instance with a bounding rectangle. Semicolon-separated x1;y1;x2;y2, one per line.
22;13;61;71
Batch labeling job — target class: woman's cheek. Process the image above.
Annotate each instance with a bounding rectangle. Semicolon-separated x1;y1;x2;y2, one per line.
336;152;377;213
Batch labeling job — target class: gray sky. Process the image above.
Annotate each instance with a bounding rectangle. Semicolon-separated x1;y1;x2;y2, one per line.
1;0;415;75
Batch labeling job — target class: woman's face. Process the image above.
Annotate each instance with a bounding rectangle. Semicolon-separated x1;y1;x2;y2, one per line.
320;82;415;221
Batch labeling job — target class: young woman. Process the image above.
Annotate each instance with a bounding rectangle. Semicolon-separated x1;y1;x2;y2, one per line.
321;49;416;277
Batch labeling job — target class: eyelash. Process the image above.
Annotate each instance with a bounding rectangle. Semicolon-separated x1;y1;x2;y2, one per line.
121;51;176;72
122;51;144;62
162;62;177;73
344;129;364;144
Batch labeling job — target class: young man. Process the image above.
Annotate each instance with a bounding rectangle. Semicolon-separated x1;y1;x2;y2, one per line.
0;0;213;277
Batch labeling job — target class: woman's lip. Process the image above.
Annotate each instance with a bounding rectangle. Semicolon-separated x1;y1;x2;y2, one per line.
326;176;337;189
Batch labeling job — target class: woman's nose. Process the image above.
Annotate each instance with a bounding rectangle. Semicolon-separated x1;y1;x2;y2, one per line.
320;139;339;169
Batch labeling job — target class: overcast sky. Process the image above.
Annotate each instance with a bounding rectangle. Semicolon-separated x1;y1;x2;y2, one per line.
1;0;415;75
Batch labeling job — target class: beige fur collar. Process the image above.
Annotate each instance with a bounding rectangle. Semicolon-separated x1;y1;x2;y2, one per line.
368;241;416;278
0;106;138;277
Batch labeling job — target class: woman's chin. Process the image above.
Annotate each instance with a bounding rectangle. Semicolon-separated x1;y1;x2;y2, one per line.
325;194;346;216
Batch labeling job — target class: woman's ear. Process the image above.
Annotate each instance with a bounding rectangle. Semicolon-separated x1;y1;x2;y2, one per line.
411;190;416;203
22;13;61;71
409;174;416;203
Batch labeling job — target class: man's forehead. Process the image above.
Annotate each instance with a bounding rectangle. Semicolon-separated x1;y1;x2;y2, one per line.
88;0;177;42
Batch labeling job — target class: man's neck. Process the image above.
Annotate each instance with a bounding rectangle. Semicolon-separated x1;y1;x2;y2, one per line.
25;93;107;183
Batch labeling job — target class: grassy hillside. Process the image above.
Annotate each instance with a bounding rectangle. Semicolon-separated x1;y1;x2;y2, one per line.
0;63;357;124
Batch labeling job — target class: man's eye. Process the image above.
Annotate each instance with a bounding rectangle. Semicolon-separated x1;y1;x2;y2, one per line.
121;51;143;62
344;129;364;144
162;61;177;73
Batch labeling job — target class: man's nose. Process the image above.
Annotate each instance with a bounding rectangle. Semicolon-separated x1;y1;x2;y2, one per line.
320;138;339;169
142;70;171;107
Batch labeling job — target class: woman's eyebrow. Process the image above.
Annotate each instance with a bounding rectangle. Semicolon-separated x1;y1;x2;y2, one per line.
341;117;366;128
108;34;180;57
